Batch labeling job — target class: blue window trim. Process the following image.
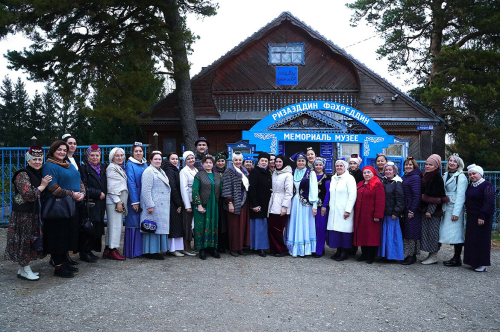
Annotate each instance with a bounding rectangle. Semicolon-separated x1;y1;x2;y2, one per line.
268;42;305;66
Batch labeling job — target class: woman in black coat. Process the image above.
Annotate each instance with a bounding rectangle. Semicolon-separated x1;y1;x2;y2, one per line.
162;153;185;256
248;152;272;257
79;145;107;263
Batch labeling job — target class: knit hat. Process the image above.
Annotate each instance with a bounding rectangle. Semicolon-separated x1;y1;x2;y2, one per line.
350;153;362;166
426;154;442;169
26;145;43;162
183;150;194;160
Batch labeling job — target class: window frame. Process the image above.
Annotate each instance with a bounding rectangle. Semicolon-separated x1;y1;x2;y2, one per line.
268;43;306;66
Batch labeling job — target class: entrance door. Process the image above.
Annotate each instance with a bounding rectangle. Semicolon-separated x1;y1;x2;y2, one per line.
284;142;320;158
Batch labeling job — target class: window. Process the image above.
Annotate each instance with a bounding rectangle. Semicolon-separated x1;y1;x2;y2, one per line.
269;43;305;65
384;144;404;157
339;143;360;160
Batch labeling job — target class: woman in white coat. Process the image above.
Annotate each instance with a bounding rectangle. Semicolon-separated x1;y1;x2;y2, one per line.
322;159;357;261
439;154;467;267
179;151;198;256
267;154;293;257
105;147;128;260
140;151;171;260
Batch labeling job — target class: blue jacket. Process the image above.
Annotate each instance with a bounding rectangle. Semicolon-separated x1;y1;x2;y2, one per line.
125;157;148;228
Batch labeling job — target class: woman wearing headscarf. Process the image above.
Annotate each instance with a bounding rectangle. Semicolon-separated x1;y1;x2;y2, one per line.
323;159;357;261
214;151;229;252
419;154;449;265
162;152;184;257
306;147;316;170
464;164;495;272
140;151;171;260
42;141;85;278
375;153;388;180
313;157;331;257
78;145;107;263
248;152;272;257
401;157;423;265
267;154;293;257
124;142;148;258
192;155;221;260
104;147;128;261
222;151;251;257
286;152;318;257
348;154;364;184
353;165;385;264
179;151;198;256
377;162;405;261
439;154;467;267
243;156;254;174
5;146;50;280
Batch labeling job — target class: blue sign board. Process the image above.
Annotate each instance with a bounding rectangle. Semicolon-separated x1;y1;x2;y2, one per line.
278;141;286;156
276;66;298;85
417;125;434;130
320;142;334;157
325;157;333;174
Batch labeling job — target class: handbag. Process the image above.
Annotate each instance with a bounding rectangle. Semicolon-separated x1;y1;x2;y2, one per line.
42;195;76;220
80;193;94;236
140;213;157;233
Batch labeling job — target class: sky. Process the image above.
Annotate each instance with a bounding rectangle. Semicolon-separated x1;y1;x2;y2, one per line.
0;0;416;97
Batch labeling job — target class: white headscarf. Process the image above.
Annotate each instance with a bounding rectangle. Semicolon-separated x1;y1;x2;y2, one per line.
467;164;484;176
336;159;349;170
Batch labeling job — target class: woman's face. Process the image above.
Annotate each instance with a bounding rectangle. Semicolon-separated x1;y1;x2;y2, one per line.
376;156;387;171
203;159;213;171
133;147;144;161
314;163;324;174
88;152;101;166
216;159;226;169
349;160;358;170
54;145;67;160
448;156;458;171
425;162;437;173
296;158;306;169
66;138;77;153
363;169;374;181
233;156;243;168
185;155;195;167
28;156;43;170
113;150;125;165
269;156;276;167
336;163;345;175
275;158;283;169
151;155;162;168
169;154;179;167
468;170;482;183
243;160;253;170
258;158;268;169
306;150;316;163
384;166;395;179
404;161;414;173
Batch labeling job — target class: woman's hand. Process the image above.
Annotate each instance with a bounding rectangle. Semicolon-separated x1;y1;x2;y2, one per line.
321;207;326;216
198;205;205;214
147;207;154;214
132;204;139;212
252;206;261;212
373;218;380;222
186;208;192;213
116;201;123;213
100;192;105;200
425;212;431;218
312;208;317;217
280;207;287;216
228;202;234;213
408;212;414;219
391;215;398;220
451;215;459;221
41;175;52;187
478;218;485;226
177;207;182;213
343;212;350;220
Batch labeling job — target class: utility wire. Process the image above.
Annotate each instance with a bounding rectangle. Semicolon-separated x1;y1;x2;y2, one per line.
344;35;378;48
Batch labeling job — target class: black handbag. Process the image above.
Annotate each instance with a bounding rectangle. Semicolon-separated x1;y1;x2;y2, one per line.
42;195;76;220
80;193;94;236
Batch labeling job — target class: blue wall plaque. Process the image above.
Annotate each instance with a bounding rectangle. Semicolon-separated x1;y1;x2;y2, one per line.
276;66;298;85
325;157;333;174
417;125;434;130
320;142;334;157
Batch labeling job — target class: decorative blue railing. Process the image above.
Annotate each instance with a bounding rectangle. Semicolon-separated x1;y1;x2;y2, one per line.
1;145;147;224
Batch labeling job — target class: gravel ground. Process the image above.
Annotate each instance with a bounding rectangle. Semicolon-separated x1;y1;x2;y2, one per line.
0;227;499;332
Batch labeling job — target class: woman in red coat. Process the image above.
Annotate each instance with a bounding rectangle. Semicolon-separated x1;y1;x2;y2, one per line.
353;165;386;264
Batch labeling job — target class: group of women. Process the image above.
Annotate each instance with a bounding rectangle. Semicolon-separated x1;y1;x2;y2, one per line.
4;138;496;280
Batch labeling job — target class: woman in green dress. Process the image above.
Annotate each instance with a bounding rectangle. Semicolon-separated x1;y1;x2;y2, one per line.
192;155;221;260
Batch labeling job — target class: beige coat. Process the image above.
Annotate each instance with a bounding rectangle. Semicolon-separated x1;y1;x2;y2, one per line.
268;166;294;216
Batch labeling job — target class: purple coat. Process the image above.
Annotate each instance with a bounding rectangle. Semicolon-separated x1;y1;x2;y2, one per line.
401;168;423;239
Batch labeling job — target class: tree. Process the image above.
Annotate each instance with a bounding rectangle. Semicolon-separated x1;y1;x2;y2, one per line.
0;0;218;150
347;0;500;163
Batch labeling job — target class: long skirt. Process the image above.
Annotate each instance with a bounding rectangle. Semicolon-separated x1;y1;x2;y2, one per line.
377;215;404;260
326;231;353;249
420;214;441;253
167;237;184;252
268;214;288;254
403;239;421;257
315;211;328;255
250;218;269;250
227;201;250;251
44;210;79;255
4;211;43;265
193;196;219;250
142;233;168;254
105;204;123;249
123;228;143;258
285;196;316;257
464;213;492;267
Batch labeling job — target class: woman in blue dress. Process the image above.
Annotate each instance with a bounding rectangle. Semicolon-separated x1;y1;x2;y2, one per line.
285;152;318;257
124;143;148;258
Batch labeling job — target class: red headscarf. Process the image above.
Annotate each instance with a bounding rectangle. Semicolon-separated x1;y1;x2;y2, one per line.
361;165;382;190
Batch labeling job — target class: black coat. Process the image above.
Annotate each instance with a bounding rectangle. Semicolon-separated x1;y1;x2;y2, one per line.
162;161;184;238
248;166;272;219
79;160;107;237
349;168;364;184
383;177;405;216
